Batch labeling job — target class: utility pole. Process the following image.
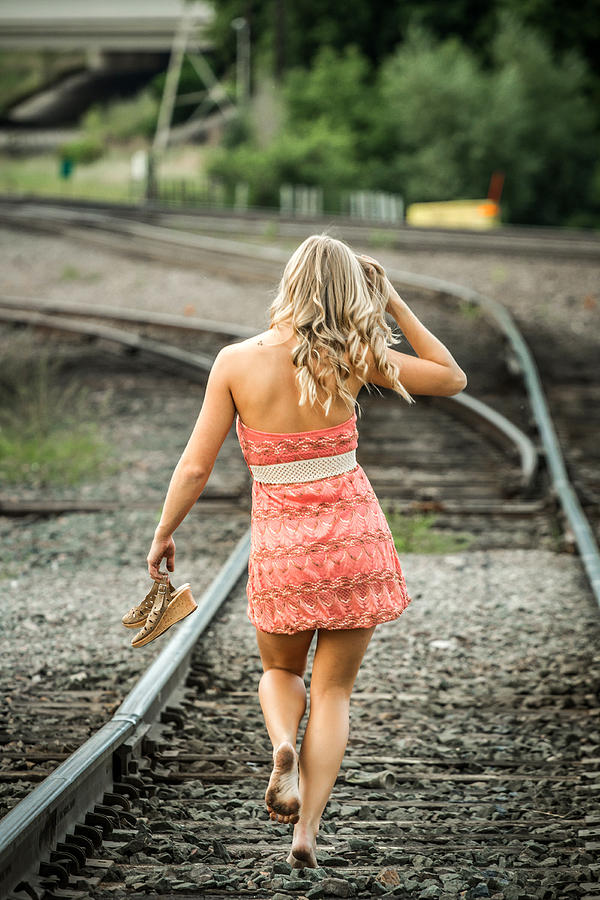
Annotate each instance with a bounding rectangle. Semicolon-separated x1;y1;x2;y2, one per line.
231;17;250;107
146;3;196;201
274;0;286;80
144;2;239;204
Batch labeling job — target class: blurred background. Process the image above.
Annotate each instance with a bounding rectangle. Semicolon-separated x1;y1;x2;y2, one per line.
1;0;599;228
1;0;599;784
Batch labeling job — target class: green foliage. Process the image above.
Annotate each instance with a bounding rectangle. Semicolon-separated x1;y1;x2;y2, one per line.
377;16;599;224
208;19;599;223
378;25;489;200
486;12;599;224
283;45;378;162
207;0;600;88
206;8;599;226
82;90;159;144
53;90;160;167
382;505;475;554
207;107;361;206
58;135;104;165
0;427;109;487
60;265;102;282
60;90;160;166
0;333;113;487
221;110;254;149
206;46;375;204
284;45;374;133
499;0;600;85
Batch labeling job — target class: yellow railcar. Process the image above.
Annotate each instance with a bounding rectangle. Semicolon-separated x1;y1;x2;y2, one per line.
406;199;501;230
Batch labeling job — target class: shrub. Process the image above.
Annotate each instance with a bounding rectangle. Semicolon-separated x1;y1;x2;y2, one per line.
82;89;159;143
0;332;113;487
58;135;104;165
377;15;598;223
207;118;360;207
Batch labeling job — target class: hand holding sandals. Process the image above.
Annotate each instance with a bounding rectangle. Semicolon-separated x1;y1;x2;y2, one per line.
121;572;197;648
147;527;175;581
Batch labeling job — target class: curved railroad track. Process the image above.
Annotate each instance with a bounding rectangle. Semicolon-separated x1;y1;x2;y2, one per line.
0;293;557;546
0;197;598;548
1;201;599;899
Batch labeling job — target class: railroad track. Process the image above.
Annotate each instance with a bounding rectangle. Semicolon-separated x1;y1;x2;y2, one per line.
1;195;600;260
0;294;558;552
1;201;599;898
2;197;593;558
3;560;600;899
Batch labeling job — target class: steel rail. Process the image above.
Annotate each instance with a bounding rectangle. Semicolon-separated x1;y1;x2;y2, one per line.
0;307;215;378
384;266;600;606
0;293;255;340
0;529;251;897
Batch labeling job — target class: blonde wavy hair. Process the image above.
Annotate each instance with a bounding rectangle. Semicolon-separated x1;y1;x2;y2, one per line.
268;233;415;418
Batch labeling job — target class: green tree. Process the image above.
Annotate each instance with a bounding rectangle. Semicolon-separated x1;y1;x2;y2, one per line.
498;0;600;87
207;13;599;225
377;17;598;223
207;0;600;87
486;12;598;223
208;117;360;206
378;26;490;200
283;46;377;159
207;45;372;203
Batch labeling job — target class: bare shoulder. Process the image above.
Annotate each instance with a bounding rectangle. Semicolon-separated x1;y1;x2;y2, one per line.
212;336;263;375
215;337;258;360
225;334;266;353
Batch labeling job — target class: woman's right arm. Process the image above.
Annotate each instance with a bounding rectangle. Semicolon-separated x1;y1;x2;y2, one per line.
368;282;468;397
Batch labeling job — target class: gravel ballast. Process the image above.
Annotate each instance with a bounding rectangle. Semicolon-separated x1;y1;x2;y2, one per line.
85;546;600;899
1;225;598;339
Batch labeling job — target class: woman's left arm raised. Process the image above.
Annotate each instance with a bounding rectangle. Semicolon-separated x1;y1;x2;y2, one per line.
147;345;237;579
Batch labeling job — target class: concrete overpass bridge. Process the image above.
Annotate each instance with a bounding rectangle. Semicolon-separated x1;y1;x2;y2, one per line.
0;0;213;53
0;1;215;128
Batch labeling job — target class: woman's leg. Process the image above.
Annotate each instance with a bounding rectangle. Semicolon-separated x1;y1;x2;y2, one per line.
255;627;316;824
289;625;376;867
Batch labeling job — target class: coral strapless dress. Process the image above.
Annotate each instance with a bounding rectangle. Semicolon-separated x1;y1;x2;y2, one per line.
236;409;413;634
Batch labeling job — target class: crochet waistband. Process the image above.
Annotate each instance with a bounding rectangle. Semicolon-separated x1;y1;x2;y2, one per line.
250;449;357;484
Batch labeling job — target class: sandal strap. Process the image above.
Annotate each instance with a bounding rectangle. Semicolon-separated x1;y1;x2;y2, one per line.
128;572;175;633
136;575;173;636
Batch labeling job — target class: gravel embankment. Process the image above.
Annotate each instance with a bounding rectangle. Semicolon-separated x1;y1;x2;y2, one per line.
0;352;251;820
0;336;248;504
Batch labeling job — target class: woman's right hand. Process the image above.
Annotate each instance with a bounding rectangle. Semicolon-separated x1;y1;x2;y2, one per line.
356;253;385;283
357;254;406;316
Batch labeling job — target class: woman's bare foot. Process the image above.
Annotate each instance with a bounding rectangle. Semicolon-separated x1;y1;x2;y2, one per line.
286;821;318;868
265;741;301;824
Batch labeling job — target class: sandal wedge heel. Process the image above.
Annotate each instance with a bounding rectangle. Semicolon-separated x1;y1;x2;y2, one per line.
131;583;197;648
122;580;190;629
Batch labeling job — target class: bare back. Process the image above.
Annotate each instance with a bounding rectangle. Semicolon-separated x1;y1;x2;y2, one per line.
229;330;364;433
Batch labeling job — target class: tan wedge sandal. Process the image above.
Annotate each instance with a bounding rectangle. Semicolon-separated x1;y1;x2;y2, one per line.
121;577;190;629
131;574;197;648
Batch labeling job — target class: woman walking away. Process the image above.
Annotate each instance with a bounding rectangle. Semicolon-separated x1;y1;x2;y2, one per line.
145;234;467;868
